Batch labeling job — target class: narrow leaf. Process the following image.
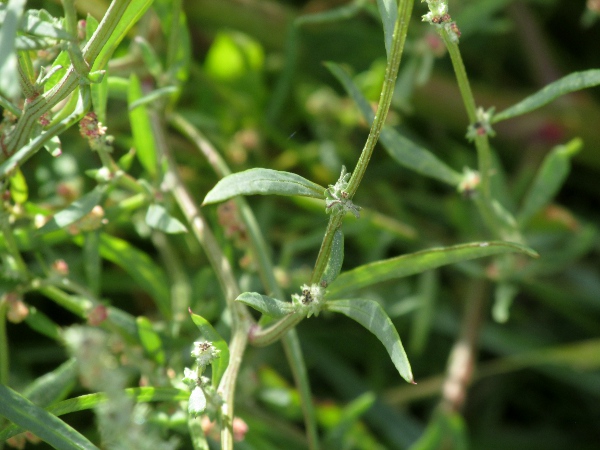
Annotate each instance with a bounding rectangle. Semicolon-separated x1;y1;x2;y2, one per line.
321;228;344;285
128;73;158;177
326;62;462;186
236;292;295;318
136;316;166;365
91;0;153;72
145;204;188;234
492;69;600;123
326;241;538;298
22;358;78;407
518;138;581;227
189;310;230;387
326;299;413;383
38;185;106;234
9;168;28;204
0;384;99;450
203;168;325;205
376;0;398;58
24;307;62;341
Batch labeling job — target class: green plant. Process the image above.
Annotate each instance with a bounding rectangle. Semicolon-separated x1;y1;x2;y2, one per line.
1;0;600;449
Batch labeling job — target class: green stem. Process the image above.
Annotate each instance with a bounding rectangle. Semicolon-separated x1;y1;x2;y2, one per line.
440;30;503;237
312;0;414;284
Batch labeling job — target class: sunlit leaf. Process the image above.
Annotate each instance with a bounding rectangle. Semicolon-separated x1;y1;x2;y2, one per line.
9;168;28;204
492;69;600;123
326;298;414;383
0;0;26;99
203;168;325;205
326;241;538;298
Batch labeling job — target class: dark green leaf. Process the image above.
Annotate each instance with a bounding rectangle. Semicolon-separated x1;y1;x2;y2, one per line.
326;298;413;383
326;241;538;298
326;62;462;186
189;310;230;387
0;385;99;450
492;69;600;123
236;292;295;318
203;168;325;205
145;204;188;234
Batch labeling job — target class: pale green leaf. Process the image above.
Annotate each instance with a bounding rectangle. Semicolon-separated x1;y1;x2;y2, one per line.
145;204;188;234
236;292;295;318
203;168;325;205
22;358;77;407
326;241;538;298
0;385;99;450
492;69;600;123
326;298;413;383
188;386;207;417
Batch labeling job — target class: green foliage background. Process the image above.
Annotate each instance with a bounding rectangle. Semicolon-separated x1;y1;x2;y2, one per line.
1;0;600;449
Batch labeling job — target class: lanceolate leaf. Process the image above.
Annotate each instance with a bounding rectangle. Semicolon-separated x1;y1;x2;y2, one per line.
128;73;158;177
136;316;166;365
326;62;462;186
492;69;600;123
518;138;581;227
0;385;99;450
326;241;538;298
326;299;413;383
236;292;295;318
145;204;188;234
189;310;230;387
203;168;325;205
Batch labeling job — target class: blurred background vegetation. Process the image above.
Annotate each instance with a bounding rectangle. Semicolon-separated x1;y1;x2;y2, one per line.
3;0;600;449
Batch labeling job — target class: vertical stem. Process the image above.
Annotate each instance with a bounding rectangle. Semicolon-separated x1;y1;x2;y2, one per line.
0;301;9;385
312;0;414;285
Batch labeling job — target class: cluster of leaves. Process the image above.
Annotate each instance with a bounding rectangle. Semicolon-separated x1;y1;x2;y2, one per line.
1;0;600;449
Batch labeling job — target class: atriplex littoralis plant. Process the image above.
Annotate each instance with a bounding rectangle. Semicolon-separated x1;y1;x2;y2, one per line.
1;0;600;448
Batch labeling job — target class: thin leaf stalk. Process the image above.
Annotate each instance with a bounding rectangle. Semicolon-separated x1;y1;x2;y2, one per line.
0;301;9;385
312;0;414;284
